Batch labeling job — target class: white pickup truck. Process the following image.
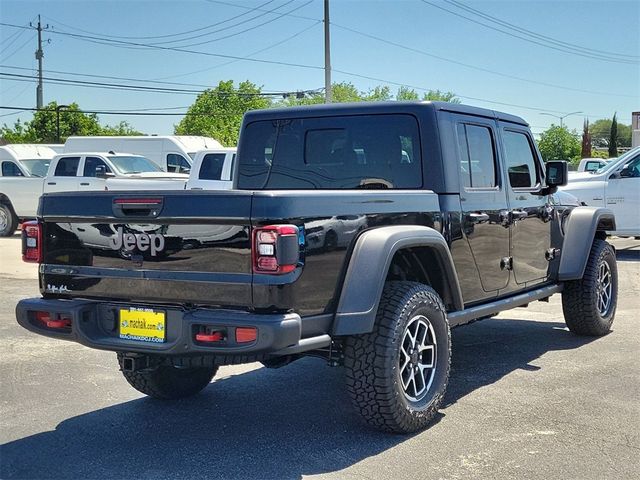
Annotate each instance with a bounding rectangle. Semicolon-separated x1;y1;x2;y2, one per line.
0;152;187;236
105;148;236;191
561;146;640;237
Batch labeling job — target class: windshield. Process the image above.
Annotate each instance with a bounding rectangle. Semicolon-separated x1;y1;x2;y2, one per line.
18;159;51;177
594;147;640;174
107;155;162;174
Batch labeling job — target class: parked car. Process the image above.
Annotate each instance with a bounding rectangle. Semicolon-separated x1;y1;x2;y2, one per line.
0;152;187;236
561;146;639;237
577;158;611;173
0;144;58;178
63;136;223;173
104;148;237;191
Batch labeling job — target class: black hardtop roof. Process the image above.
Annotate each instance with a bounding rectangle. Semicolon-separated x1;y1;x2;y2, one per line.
243;101;528;126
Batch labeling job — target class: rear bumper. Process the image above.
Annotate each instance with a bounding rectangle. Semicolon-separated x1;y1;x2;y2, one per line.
15;298;330;358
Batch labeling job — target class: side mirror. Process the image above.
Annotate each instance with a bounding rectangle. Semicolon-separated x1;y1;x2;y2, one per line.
546;161;568;187
619;167;633;178
95;166;115;179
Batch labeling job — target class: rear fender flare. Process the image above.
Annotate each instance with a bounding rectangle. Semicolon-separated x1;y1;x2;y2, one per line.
332;225;463;336
558;206;616;281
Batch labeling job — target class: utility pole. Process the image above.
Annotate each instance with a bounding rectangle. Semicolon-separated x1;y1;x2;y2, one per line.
324;0;332;103
31;15;48;109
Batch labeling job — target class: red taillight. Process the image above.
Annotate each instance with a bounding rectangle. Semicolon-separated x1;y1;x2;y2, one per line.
236;327;257;343
22;221;42;263
252;225;299;274
195;331;224;343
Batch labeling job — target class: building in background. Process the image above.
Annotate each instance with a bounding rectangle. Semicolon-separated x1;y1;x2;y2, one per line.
633;112;640;148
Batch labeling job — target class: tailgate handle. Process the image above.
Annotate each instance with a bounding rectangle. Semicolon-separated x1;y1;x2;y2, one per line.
112;197;163;218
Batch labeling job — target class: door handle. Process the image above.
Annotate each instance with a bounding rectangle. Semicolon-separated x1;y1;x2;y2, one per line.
511;210;528;221
47;182;56;185
468;212;490;223
499;210;511;227
80;182;90;186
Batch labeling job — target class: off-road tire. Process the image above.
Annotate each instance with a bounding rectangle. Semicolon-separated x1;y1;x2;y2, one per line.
562;238;617;336
344;281;451;433
117;353;217;399
0;203;18;237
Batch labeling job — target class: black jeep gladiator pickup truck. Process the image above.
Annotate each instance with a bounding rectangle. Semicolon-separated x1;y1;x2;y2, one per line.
16;102;618;433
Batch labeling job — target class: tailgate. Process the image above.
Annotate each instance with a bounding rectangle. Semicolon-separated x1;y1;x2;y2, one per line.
39;191;253;308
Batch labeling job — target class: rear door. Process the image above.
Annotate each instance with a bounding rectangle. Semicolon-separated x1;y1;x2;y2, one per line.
45;156;81;193
499;124;552;286
454;115;510;298
187;153;233;190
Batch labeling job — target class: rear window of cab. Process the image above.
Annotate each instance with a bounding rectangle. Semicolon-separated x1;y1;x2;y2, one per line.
237;114;422;189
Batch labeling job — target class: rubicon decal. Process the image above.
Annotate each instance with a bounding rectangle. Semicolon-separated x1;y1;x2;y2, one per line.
108;227;165;256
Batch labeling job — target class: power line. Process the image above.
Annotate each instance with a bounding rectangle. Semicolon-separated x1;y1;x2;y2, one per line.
0;71;323;97
331;23;636;98
152;20;321;81
445;0;639;60
0;22;324;72
42;0;278;41
421;0;638;65
0;105;258;117
0;33;35;62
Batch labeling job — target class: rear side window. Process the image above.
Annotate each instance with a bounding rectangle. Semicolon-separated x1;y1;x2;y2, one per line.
237;114;422;189
167;153;190;173
1;161;23;177
198;153;226;180
83;156;112;177
503;131;539;188
456;124;497;188
54;157;80;177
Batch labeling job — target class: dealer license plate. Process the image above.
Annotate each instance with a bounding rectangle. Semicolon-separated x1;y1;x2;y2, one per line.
119;308;166;343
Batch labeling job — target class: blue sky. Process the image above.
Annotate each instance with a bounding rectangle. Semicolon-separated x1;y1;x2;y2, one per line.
1;0;638;137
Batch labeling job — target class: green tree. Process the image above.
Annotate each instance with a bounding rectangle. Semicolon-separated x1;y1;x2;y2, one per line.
100;121;143;136
422;90;461;103
590;118;631;149
609;113;618;158
581;118;591;158
0;102;142;143
538;125;581;163
175;80;271;146
363;85;392;102
396;86;420;101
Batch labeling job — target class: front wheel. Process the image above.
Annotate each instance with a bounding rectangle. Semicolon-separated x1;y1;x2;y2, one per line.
117;353;217;399
0;203;18;237
344;281;451;433
562;238;618;336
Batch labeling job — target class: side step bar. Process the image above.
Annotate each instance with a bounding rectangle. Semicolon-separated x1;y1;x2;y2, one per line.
447;284;563;327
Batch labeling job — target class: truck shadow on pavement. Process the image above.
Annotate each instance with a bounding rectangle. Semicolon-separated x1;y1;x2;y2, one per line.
1;318;596;480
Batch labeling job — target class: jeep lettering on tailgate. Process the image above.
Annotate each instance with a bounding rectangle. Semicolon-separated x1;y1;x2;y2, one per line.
108;226;165;255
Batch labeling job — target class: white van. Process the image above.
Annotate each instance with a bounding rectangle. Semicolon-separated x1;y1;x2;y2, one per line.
0;144;57;178
63;136;222;173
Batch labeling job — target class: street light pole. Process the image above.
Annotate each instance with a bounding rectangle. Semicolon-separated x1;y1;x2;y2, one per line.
540;111;583;128
55;104;69;143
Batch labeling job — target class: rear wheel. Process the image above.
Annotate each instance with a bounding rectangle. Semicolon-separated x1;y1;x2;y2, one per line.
562;239;617;336
344;281;451;433
117;353;217;399
0;203;18;237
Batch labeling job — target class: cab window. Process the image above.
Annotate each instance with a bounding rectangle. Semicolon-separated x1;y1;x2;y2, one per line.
54;157;81;177
1;161;24;177
198;153;226;180
503;131;539;188
83;157;112;177
167;154;190;173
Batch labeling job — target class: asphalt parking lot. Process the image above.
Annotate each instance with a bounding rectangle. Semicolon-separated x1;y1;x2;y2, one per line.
0;234;638;480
